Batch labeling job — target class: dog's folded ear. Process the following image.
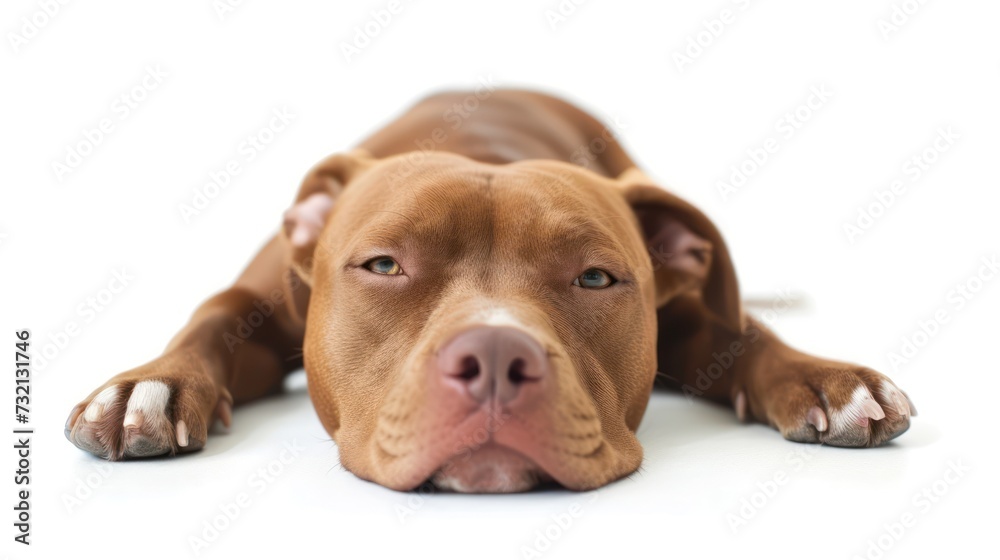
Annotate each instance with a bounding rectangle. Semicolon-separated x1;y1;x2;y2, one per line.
617;168;743;333
281;149;376;319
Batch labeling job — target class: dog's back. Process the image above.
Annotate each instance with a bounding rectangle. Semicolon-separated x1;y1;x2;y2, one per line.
358;89;636;177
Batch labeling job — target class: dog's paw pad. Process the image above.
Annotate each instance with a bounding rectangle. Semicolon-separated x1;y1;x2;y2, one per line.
67;380;179;459
66;353;232;460
768;368;913;447
120;381;174;457
823;385;893;446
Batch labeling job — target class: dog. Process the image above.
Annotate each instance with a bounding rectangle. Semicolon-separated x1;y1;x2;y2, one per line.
65;89;915;493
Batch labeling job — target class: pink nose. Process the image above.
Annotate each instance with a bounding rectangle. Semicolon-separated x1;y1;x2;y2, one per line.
437;326;549;404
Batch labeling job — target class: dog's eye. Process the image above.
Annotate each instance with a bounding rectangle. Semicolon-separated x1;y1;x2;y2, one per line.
573;268;615;289
364;257;403;275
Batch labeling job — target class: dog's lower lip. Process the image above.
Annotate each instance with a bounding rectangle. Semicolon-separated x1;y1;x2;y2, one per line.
427;442;552;493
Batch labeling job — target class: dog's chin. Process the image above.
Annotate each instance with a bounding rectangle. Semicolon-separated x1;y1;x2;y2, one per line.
429;443;549;493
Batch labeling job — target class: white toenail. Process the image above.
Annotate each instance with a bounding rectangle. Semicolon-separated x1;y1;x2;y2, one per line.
734;391;747;422
176;420;189;447
807;406;828;432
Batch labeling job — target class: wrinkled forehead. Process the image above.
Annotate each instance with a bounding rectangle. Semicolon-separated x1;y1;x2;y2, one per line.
331;157;647;268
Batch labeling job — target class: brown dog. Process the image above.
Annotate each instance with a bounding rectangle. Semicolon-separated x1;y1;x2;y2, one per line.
65;90;915;492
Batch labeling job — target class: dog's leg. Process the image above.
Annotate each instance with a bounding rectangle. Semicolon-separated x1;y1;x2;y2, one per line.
658;301;915;447
65;235;306;459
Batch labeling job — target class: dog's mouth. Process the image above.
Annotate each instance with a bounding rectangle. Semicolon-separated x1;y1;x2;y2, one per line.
427;442;554;493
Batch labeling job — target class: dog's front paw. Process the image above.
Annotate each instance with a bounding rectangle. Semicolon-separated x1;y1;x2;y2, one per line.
65;352;232;460
739;364;916;447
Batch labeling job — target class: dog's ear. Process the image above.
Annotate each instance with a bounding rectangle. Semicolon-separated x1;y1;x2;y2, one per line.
617;168;743;333
282;149;376;282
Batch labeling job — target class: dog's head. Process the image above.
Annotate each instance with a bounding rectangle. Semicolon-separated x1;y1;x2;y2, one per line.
282;150;740;492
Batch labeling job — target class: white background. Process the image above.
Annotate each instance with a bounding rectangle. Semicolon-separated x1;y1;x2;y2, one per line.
2;1;998;559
